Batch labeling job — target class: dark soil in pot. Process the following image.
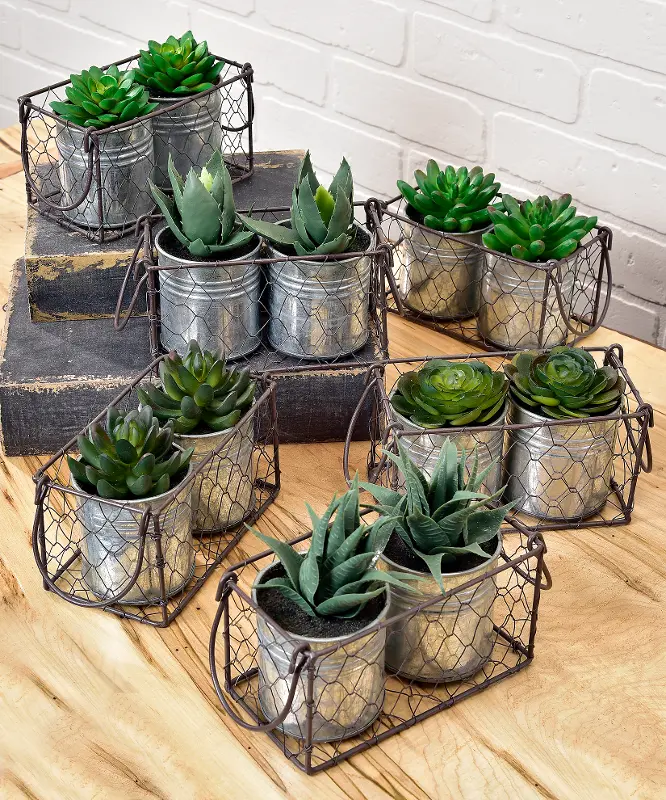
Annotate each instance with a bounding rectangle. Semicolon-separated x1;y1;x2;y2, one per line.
384;531;498;575
158;228;260;263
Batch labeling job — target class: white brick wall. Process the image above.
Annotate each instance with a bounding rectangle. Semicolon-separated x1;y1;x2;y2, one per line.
2;0;666;345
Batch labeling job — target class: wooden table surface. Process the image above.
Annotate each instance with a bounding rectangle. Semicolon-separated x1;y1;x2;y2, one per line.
1;126;665;800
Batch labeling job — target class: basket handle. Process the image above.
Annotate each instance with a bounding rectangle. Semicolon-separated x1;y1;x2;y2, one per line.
114;226;149;331
343;371;382;484
508;533;552;591
365;198;404;315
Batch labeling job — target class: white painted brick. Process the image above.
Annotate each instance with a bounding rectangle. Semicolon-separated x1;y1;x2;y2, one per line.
422;0;492;22
0;51;62;103
601;289;660;344
78;1;190;43
505;0;666;76
257;0;406;67
607;227;666;306
194;10;327;105
0;3;20;49
589;69;666;158
493;114;666;236
196;0;254;16
30;0;70;10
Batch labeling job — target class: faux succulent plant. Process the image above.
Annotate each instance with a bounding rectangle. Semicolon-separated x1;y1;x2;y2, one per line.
391;360;508;428
150;151;254;257
138;341;255;435
505;347;624;420
361;440;514;590
483;194;598;262
67;405;193;500
51;64;158;129
397;161;501;233
239;152;356;256
136;31;225;96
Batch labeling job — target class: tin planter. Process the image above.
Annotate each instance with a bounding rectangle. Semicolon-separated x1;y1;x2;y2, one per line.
155;226;262;359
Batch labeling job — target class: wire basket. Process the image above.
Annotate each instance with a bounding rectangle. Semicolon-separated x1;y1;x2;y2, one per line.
379;196;612;352
18;55;254;243
343;345;652;531
31;356;279;628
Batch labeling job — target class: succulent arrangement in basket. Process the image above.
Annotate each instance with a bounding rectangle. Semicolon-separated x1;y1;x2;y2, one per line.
391;360;508;428
67;406;193;499
505;347;624;420
136;31;225;96
138;341;255;435
397;160;501;233
483;194;598;262
150;151;254;257
51;64;158;129
240;151;356;256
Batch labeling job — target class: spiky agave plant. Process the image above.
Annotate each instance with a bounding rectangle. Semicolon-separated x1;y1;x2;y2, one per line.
239;151;356;256
136;31;225;96
138;341;255;435
67;406;193;500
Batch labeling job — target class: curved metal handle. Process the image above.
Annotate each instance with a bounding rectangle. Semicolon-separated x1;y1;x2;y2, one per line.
510;535;553;591
114;229;149;330
343;372;381;484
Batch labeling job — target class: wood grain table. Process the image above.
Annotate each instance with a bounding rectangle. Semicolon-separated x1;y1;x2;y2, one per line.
1;125;665;800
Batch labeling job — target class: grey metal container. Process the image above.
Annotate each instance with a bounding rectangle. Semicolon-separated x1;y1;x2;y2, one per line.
381;535;502;683
72;471;194;605
56;120;155;229
504;400;619;521
268;224;373;359
478;253;575;350
150;89;222;188
174;410;255;532
253;563;388;741
397;219;490;320
155;227;261;359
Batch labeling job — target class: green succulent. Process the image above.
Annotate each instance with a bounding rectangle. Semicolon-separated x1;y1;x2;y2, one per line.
67;405;193;500
51;64;158;129
150;151;254;257
138;341;255;435
505;347;624;420
252;477;417;618
483;194;598;262
136;31;225;96
391;360;508;428
239;152;355;256
361;440;514;590
397;161;501;233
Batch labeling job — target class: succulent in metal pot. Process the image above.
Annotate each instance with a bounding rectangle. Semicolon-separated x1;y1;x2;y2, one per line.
136;31;225;96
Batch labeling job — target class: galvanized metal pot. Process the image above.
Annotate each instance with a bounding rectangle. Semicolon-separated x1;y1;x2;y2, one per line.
504;400;619;521
478;253;575;349
381;535;502;683
56;120;155;229
150;88;222;188
155;227;261;359
253;563;388;741
268;224;373;359
72;471;194;605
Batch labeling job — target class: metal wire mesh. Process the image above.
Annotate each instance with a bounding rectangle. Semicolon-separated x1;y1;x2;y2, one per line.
18;55;254;243
31;357;279;627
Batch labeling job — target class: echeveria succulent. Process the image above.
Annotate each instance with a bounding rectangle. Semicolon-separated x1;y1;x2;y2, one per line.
136;31;225;96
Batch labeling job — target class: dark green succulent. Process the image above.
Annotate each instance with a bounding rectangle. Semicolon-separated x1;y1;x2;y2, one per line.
361;440;514;590
483;194;598;262
391;360;508;428
136;31;225;96
138;341;255;435
150;151;255;257
67;405;193;500
505;347;624;420
397;161;501;233
239;152;356;256
51;64;158;129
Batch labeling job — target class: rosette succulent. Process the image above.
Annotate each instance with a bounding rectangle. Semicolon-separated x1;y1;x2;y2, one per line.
150;151;254;257
136;31;225;96
67;406;193;500
397;161;502;233
138;341;255;435
239;152;356;256
391;360;508;428
51;64;158;129
505;347;624;420
483;194;598;262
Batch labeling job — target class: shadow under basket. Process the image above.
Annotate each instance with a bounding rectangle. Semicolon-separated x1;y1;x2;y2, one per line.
209;528;551;774
31;356;280;628
343;345;653;532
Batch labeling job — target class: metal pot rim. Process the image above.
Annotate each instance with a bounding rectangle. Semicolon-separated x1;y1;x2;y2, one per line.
507;396;622;426
269;221;373;264
154;225;261;267
173;399;256;441
388;392;509;433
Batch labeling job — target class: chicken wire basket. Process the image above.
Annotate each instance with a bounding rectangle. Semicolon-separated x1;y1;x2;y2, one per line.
31;356;280;628
18;54;254;243
209;527;550;774
343;345;652;532
379;196;612;352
